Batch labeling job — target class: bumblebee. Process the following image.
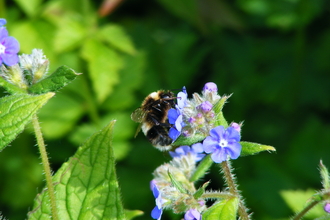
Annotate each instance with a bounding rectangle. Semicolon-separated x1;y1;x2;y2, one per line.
131;90;175;151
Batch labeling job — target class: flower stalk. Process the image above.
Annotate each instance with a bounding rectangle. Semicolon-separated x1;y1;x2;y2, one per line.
32;115;58;220
221;160;250;220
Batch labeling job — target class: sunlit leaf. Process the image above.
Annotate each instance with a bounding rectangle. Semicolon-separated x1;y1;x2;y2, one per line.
202;197;239;220
280;189;325;219
0;93;54;151
28;121;126;220
98;24;136;55
28;66;80;94
81;39;123;103
240;141;275;157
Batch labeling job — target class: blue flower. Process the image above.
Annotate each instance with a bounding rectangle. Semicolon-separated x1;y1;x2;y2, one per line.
184;209;201;220
150;180;165;220
168;86;188;141
0;18;6;27
202;126;242;163
168;108;183;140
169;144;205;162
0;25;20;66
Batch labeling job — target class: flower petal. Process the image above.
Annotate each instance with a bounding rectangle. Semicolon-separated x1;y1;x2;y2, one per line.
0;27;8;39
184;209;201;220
203;136;218;153
192;143;203;153
168;108;179;124
209;126;225;140
169;127;180;140
226;142;242;159
151;206;163;220
226;126;240;142
211;148;228;163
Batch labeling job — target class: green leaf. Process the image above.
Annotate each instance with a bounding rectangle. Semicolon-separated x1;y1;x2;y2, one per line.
28;120;126;220
98;24;136;55
28;66;80;94
125;210;144;220
0;93;54;151
202;197;239;220
193;181;210;199
240;141;276;157
13;0;43;17
280;189;325;219
319;160;330;190
213;95;230;127
0;77;27;94
172;133;205;147
81;39;123;103
53;15;87;53
190;155;213;182
10;21;55;60
168;170;187;194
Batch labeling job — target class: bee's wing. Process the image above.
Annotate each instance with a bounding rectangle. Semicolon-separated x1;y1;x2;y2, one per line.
131;107;145;122
131;108;146;138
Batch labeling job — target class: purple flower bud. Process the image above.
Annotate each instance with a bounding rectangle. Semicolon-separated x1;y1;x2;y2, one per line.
198;101;213;113
184;209;201;220
203;82;217;92
230;122;241;133
324;203;330;213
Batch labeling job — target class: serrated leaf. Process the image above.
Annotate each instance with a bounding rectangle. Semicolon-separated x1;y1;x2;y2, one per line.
53;16;86;53
280;189;325;219
28;120;126;220
240;141;276;157
81;39;123;103
202;197;239;220
0;93;54;151
28;66;80;94
98;24;136;55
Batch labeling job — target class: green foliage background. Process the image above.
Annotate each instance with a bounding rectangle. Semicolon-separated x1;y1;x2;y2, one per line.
1;0;330;219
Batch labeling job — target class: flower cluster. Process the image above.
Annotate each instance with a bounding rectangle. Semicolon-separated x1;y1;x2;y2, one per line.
150;82;244;219
0;18;20;66
150;145;207;220
168;82;242;164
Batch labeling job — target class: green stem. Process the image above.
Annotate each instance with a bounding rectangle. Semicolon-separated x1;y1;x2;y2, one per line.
292;200;320;220
190;154;213;182
32;115;59;220
221;160;250;220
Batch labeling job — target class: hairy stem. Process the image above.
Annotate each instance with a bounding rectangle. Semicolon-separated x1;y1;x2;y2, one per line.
32;115;58;220
221;160;250;220
292;200;320;220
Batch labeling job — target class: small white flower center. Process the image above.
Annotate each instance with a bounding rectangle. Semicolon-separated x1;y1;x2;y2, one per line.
0;44;5;54
219;139;228;148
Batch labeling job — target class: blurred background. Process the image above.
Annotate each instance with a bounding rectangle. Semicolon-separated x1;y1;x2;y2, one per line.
1;0;330;219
